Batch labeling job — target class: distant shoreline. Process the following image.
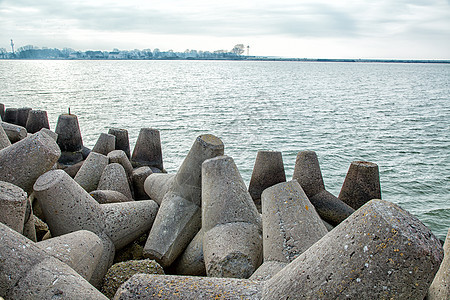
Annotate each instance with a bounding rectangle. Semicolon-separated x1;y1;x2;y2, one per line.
1;57;449;64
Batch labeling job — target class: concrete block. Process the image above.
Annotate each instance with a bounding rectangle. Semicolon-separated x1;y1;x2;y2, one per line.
55;114;83;152
171;228;206;276
90;189;132;204
144;173;175;205
0;103;4;120
263;199;444;299
74;151;108;192
108;128;131;158
0;125;11;150
3;107;18;124
248;150;286;209
108;149;134;186
132;166;152;200
39;127;57;141
98;163;133;199
16;107;32;128
113;274;262;300
202;155;262;278
249;261;287;281
131;128;164;170
0;181;27;233
25;109;50;133
1;121;27;143
339;160;382;210
144;134;224;267
0;223;108;299
0;131;61;194
428;228;449;299
92;132;116;155
292;150;354;225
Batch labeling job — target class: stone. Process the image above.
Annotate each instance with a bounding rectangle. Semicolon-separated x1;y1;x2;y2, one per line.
90;189;132;204
98;163;133;199
131;128;163;170
171;228;206;276
102;259;164;298
25;110;50;133
202;155;262;279
55;113;83;152
0;181;28;233
3;107;18;124
338;160;382;210
143;173;175;205
0;223;108;299
108;128;131;158
428;228;450;299
248;150;286;209
263;199;444;299
292;150;354;225
0;131;61;194
16;107;32;128
0;126;11;150
74;151;108;192
1;122;27;143
92;132;116;155
34;215;49;241
144;134;224;267
132;166;152;200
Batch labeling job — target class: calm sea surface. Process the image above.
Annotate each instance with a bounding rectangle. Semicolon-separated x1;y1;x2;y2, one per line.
1;60;449;240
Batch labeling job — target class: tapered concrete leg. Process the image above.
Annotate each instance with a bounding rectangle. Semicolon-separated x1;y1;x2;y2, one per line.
4;108;18;124
90;190;132;203
0;132;61;194
292;150;354;225
248;150;286;209
0;181;27;233
131;128;164;170
113;274;263;300
98;163;133;199
26;110;50;133
16;107;32;128
202;155;262;279
74;151;108;192
144;173;175;204
1;122;27;143
55;114;83;152
0;103;4;120
249;261;287;281
0;223;108;299
171;228;206;276
339;160;382;210
92;132;116;155
263;199;444;299
0;126;11;149
132;166;152;200
428;228;449;299
109;128;131;159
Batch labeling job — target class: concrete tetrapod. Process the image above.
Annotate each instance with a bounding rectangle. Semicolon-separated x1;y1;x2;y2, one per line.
202;155;262;279
0;181;28;233
25;110;50;134
251;180;328;281
338;160;382;210
0;103;4;120
0;131;61;194
92;132;116;156
131;128;164;171
171;228;206;276
248;150;286;210
132;166;152;200
428;228;449;299
0;126;11;150
0;223;108;299
3;108;18;124
292;150;354;226
16;107;32;128
144;134;224;267
33;169;159;287
108;128;131;159
1;122;27;143
144;173;175;205
74;151;109;192
263;199;444;299
97;163;133;200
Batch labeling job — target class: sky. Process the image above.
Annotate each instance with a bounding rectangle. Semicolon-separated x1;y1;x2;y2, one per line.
0;0;449;59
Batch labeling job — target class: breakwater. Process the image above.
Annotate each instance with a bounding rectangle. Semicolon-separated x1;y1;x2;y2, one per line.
0;104;448;299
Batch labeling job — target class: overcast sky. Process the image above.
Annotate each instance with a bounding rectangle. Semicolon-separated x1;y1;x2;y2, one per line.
1;0;449;59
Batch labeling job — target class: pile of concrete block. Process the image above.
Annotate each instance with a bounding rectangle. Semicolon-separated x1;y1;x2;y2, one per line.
0;103;447;299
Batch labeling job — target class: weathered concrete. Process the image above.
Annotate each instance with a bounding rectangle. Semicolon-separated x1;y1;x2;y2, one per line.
33;169;159;287
0;223;108;299
102;259;164;298
248;150;286;209
74;151;108;192
132;166;152;200
0;181;28;233
263;199;444;299
36;230;104;281
3;107;18;124
25;109;50;133
98;163;133;199
144;134;224;267
16;107;32;128
339;160;382;210
108;150;134;186
292;150;354;225
22;197;37;242
1;121;27;143
0;131;61;194
171;228;206;276
39;127;57;141
0;126;11;149
0;103;4;120
113;274;263;300
428;228;450;299
144;173;175;204
55;114;83;152
92;132;116;155
90;189;132;204
131;128;164;170
108;128;131;158
249;261;287;281
62;159;84;177
202;155;262;279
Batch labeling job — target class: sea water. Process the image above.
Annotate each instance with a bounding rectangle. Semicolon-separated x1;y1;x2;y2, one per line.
0;60;449;240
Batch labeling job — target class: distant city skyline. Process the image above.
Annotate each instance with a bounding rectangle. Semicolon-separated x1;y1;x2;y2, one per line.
1;0;449;60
